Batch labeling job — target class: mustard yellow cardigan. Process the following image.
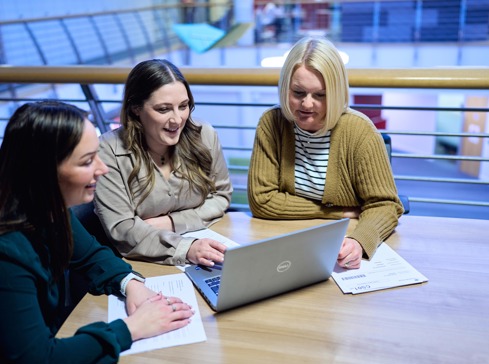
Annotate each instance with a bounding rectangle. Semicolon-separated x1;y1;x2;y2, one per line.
248;106;404;259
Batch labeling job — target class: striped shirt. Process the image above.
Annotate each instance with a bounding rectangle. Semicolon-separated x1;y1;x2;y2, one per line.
294;125;331;201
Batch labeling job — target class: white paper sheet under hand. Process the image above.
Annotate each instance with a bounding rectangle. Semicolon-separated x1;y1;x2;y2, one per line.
108;273;206;356
182;228;239;248
176;228;240;272
331;243;428;294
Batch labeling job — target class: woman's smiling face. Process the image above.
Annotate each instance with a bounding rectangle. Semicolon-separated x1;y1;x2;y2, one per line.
137;81;190;153
57;119;108;207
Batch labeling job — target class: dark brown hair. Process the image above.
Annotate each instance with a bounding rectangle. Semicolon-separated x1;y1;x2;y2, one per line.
0;100;86;280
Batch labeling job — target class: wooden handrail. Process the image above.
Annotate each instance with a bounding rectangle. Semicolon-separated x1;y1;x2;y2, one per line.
1;66;489;89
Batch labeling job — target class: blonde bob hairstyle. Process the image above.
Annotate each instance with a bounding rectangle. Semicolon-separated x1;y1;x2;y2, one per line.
279;37;350;133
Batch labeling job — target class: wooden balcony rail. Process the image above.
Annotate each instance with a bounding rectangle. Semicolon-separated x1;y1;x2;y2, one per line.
1;66;489;89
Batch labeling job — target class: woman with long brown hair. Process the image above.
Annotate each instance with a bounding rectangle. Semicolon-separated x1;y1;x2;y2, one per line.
95;59;233;267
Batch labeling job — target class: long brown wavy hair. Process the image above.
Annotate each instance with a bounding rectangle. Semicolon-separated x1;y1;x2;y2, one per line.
120;59;216;206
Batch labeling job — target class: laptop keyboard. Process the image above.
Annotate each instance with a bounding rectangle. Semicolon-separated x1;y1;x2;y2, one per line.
205;276;221;295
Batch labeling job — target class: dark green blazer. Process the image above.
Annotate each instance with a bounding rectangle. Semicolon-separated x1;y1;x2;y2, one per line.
0;211;133;363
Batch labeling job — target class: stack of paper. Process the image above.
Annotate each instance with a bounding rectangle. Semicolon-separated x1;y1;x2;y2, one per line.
331;243;428;294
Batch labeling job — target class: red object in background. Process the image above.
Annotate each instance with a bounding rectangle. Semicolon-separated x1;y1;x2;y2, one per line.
353;95;387;130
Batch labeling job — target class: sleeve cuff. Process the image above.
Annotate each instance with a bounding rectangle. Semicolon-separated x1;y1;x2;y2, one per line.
173;237;194;265
110;319;133;352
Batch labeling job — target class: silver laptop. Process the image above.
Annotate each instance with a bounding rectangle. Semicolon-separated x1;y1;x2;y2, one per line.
185;218;349;312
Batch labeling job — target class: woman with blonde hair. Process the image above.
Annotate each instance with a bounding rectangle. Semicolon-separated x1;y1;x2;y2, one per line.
248;37;403;269
95;59;232;267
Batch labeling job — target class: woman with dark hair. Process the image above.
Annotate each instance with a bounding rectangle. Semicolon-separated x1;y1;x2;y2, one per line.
0;101;193;363
95;59;232;267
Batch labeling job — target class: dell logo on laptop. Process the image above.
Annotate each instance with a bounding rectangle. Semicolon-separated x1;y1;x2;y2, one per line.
277;261;291;272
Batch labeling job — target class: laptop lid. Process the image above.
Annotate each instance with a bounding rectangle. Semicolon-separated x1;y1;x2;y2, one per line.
185;218;349;312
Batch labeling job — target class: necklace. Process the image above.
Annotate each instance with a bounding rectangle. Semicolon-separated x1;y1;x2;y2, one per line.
148;149;168;165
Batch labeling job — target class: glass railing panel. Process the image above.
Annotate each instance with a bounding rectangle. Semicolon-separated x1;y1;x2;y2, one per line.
62;17;105;64
1;23;44;65
27;20;78;65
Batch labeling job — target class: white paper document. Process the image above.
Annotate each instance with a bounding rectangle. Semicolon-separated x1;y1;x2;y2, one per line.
331;243;428;294
182;228;240;248
108;273;207;356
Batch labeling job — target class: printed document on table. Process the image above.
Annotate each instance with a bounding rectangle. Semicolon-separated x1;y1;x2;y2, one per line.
108;273;206;356
182;228;239;248
331;243;428;294
176;228;240;271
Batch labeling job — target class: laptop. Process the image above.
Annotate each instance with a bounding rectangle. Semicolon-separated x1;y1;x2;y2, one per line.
185;218;349;312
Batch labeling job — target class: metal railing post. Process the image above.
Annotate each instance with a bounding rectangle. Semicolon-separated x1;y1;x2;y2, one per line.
80;84;110;133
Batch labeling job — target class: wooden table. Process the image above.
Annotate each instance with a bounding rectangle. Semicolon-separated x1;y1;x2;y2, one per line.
58;212;489;364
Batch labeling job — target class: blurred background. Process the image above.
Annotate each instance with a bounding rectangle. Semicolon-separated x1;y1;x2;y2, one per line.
1;0;488;219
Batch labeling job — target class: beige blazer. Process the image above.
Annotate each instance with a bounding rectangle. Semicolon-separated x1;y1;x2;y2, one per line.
94;123;233;265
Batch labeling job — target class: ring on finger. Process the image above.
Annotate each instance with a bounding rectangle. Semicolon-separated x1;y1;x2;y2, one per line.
345;261;351;268
166;297;171;305
171;304;176;312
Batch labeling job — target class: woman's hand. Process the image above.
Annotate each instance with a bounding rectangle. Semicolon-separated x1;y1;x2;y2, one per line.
337;237;363;269
343;207;361;219
123;294;194;341
187;238;226;267
125;281;160;315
